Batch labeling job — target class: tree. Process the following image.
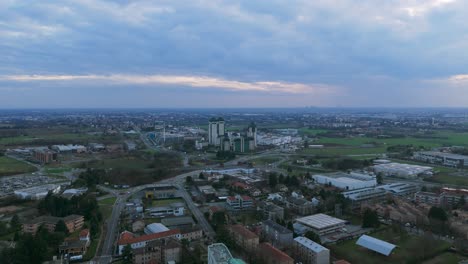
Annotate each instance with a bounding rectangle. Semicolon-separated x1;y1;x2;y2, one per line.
186;176;193;184
122;244;133;264
362;209;380;228
376;173;383;184
199;172;205;179
428;206;447;222
9;214;21;232
287;221;294;231
55;220;69;234
458;195;466;208
421;186;427;192
304;231;321;243
269;173;278;188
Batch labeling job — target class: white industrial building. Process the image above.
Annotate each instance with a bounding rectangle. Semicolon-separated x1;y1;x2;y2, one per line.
413;151;468;167
146;202;185;217
144;223;169;235
51;144;86;153
295;213;346;236
373;162;433;179
312;172;377;190
14;184;61;200
356;235;396;256
342;188;387;208
293;236;330;264
377;183;418;196
257;133;302;146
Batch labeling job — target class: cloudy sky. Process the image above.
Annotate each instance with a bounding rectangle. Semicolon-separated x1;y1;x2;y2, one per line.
1;0;468;108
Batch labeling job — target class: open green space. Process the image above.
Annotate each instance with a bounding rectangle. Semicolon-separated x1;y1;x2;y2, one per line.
98;197;116;220
425;174;468;187
299;128;328;136
99;197;117;206
312;131;468;148
299;147;387;156
76;157;152;170
83;238;99;261
330;229;451;264
422;252;467;264
0;156;37;176
152;198;184;207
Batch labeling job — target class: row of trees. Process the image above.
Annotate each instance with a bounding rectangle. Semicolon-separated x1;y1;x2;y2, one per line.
268;172;300;188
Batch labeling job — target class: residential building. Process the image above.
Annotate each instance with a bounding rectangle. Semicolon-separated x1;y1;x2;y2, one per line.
228;225;259;253
144;185;178;199
117;229;181;255
132;238;182;264
257;242;294;264
226;195;254;210
22;214;84;235
59;239;89;260
286;197;314;215
209;118;225;146
262;220;294;249
414;191;443;206
33;149;58;164
295;214;346;236
180;226;203;241
293;236;330;264
258;202;284;221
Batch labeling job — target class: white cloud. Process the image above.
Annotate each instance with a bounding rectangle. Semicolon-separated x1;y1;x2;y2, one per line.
1;74;338;95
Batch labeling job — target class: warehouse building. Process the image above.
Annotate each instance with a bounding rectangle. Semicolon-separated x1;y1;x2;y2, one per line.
413;151;468;167
312;172;376;190
295;214;346;236
342;188;387;209
14;184;61;200
373;162;433;179
356;235;396;256
377;183;418;196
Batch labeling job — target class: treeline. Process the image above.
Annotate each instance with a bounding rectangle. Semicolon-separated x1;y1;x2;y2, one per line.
268;172;300;188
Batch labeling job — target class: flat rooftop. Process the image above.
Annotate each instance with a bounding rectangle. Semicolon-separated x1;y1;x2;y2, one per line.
296;214;346;229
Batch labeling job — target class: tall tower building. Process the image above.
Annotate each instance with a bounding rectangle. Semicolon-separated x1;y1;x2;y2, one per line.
247;122;257;147
209;117;225;146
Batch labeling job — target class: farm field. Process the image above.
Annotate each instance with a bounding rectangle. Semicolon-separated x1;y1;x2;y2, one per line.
0;156;37;176
425;174;468;187
422;252;467;264
330;229;451;264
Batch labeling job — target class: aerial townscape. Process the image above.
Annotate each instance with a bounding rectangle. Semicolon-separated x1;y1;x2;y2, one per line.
2;1;468;264
0;109;468;264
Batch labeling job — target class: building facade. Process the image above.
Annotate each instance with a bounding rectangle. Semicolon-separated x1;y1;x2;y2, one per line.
293;236;330;264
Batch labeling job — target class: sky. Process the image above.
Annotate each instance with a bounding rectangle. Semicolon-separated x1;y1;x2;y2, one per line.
1;0;468;108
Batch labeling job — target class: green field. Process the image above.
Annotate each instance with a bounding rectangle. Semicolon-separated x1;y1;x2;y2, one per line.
152;198;184;207
98;197;116;220
78;157;152;170
422;252;467;264
299;147;387;156
249;156;282;165
330;229;451;264
425;174;468;187
312;131;468;148
0;156;37;176
299;128;328;136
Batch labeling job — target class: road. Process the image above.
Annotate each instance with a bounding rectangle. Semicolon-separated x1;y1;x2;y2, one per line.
93;170;205;264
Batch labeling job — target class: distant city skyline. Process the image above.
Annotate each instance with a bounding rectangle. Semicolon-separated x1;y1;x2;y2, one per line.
1;1;468;108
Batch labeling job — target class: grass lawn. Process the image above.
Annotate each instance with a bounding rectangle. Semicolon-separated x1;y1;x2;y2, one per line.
0;156;37;176
422;252;467;264
83;238;99;260
152;198;184;207
299;147;387;156
330;229;451;264
425;174;468;187
99;197;116;220
299;128;328;136
79;157;152;170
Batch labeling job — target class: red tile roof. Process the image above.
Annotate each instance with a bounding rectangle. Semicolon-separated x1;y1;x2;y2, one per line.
79;229;90;238
241;195;252;201
118;229;180;245
232;182;250;189
258;243;293;262
229;225;258;240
